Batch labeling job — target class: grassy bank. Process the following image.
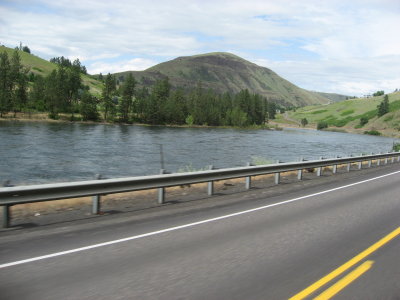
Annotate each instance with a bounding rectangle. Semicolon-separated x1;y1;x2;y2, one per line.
284;91;400;138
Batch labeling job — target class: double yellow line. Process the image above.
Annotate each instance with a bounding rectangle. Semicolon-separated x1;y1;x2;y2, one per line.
289;227;400;300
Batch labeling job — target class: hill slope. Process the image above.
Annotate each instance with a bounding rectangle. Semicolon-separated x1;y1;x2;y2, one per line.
286;91;400;138
0;46;102;95
311;91;349;103
114;52;330;107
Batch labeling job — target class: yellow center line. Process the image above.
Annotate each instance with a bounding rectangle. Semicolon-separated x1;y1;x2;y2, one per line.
313;260;374;300
289;226;400;300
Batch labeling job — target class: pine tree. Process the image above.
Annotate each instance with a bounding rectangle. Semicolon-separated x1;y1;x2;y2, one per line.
0;51;12;117
29;75;46;111
102;73;116;121
118;73;136;122
377;95;389;117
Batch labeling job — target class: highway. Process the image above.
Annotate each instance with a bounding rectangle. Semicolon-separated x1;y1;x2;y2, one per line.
0;164;400;299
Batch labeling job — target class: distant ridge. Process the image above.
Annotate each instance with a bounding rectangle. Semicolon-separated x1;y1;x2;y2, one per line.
311;91;349;103
114;52;330;107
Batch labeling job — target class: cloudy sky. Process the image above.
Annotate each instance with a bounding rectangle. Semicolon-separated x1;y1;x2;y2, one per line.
1;0;399;96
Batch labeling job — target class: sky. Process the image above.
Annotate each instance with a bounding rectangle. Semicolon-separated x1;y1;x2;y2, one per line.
0;0;399;96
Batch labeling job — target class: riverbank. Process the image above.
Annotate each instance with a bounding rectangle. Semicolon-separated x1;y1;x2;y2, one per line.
273;114;400;139
0;112;280;131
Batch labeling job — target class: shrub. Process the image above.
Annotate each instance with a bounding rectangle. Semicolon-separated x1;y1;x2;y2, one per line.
364;130;381;136
340;109;354;116
185;114;194;126
393;143;400;152
317;121;328;130
359;117;368;126
312;109;328;114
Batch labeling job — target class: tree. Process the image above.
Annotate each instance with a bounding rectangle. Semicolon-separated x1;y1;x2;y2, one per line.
146;77;170;124
101;73;117;121
0;51;12;117
10;50;23;115
359;117;368;127
22;46;31;54
377;95;389;117
373;90;384;97
118;73;136;122
44;70;62;118
301;118;308;127
29;75;46;111
14;71;28;114
163;88;186;124
268;102;276;120
317;121;328;130
66;60;83;118
80;91;99;121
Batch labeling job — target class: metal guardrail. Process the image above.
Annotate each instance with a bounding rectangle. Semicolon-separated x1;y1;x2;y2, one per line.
1;151;400;228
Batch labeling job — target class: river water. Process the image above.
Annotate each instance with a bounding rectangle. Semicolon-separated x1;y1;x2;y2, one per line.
1;121;398;185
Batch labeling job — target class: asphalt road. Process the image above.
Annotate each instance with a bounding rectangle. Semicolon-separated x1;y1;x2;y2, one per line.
1;164;400;299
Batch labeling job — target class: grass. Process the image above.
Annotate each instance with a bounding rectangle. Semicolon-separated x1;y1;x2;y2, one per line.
286;91;400;136
0;46;102;96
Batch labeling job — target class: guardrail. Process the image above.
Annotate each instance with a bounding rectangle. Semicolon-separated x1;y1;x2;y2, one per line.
1;151;399;228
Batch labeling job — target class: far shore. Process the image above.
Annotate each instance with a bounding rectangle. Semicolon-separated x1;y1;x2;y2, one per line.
0;112;281;131
2;112;400;138
270;118;400;139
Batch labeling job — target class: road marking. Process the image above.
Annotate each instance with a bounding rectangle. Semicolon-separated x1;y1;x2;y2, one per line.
289;227;400;300
313;261;374;300
1;170;400;269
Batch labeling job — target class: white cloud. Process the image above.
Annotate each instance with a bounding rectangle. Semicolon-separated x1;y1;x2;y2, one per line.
88;58;157;74
1;0;399;95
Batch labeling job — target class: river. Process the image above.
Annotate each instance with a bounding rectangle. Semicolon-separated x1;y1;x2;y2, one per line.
1;121;398;185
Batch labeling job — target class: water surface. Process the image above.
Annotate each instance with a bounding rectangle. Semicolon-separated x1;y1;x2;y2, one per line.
1;121;398;185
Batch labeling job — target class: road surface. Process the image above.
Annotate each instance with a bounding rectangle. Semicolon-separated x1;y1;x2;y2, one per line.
0;163;399;299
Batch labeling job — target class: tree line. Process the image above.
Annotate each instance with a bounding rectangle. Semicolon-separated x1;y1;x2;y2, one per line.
0;49;279;127
98;74;278;126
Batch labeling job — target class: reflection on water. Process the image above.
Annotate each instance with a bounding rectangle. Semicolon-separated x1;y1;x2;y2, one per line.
1;121;398;184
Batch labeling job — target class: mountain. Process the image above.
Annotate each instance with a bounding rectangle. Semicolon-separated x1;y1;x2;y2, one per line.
0;45;102;95
114;52;330;107
311;91;349;103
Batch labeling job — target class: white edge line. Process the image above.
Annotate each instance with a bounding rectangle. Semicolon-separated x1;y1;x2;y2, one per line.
1;170;400;269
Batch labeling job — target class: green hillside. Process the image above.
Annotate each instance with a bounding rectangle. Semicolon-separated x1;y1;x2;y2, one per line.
114;52;330;107
311;91;349;103
0;46;102;95
286;91;400;137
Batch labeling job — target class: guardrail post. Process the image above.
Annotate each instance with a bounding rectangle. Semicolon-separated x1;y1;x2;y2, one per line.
2;204;10;228
333;156;339;174
245;162;252;189
208;165;214;195
368;153;372;168
2;180;13;228
377;152;381;166
358;154;363;170
391;155;395;163
384;152;388;165
275;160;280;184
347;155;352;172
317;157;323;176
91;174;102;215
158;169;166;204
297;157;303;180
